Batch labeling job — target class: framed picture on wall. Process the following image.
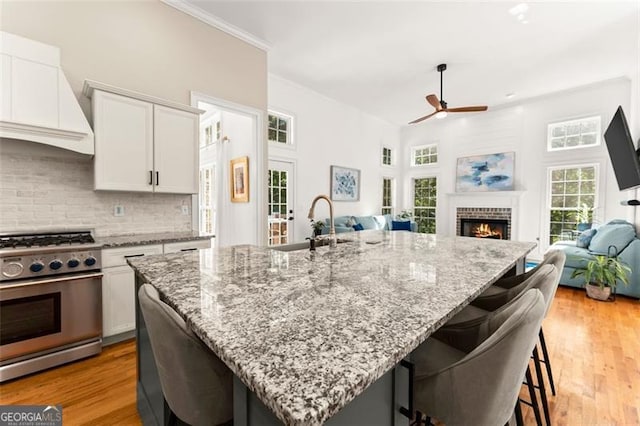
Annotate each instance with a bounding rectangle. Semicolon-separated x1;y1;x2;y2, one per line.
230;156;249;202
330;165;360;201
455;152;515;192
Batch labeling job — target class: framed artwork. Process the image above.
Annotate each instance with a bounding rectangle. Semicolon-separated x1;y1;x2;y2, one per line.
230;156;249;202
456;152;515;192
330;165;360;201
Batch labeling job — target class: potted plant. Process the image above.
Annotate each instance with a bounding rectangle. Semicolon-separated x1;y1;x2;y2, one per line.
311;220;325;237
571;255;631;301
576;204;592;231
396;210;413;221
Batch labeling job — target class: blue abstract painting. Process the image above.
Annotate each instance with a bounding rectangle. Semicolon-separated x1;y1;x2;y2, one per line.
330;166;360;201
456;152;515;192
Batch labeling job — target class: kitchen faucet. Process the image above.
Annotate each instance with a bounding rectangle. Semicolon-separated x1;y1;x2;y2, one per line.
308;195;336;248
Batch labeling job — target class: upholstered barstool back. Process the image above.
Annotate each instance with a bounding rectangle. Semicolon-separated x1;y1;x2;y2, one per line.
413;289;546;426
138;284;233;426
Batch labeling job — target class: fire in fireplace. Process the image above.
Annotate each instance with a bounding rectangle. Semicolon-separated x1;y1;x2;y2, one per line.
460;219;509;240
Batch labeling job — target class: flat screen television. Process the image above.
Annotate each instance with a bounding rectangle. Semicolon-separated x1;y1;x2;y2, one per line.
604;106;640;191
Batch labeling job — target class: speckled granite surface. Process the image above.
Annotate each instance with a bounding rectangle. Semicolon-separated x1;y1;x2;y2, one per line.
128;230;536;425
96;231;212;248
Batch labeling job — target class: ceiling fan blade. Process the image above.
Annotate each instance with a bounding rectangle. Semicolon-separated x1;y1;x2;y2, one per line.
408;111;438;124
426;94;441;110
446;106;488;113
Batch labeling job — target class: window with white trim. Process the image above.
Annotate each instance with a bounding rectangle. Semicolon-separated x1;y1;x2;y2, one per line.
547;116;601;151
268;112;293;145
548;165;597;245
412;144;437;166
382;147;392;166
382;178;393;215
413;177;437;233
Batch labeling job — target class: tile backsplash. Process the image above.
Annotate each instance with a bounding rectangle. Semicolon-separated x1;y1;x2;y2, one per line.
0;144;192;236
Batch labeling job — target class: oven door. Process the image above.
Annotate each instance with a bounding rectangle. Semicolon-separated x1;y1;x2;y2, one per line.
0;272;102;363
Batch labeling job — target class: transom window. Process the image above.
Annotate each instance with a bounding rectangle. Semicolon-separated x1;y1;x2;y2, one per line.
382;147;392;166
413;177;437;233
548;165;597;244
382;178;393;215
547;116;601;151
268;112;292;145
412;144;438;166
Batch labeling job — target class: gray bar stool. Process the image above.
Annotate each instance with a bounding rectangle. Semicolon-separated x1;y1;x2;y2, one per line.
139;284;233;426
411;289;546;426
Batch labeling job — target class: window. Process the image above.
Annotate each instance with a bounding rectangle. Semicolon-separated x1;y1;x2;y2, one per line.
268;112;292;145
201;117;221;147
547;116;601;151
548;165;597;245
382;178;393;215
199;165;215;235
413;177;437;233
412;144;437;166
382;147;392;166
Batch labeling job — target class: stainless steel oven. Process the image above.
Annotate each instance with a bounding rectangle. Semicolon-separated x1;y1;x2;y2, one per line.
0;231;103;382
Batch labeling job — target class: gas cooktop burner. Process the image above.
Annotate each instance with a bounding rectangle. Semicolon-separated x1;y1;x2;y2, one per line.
0;231;95;249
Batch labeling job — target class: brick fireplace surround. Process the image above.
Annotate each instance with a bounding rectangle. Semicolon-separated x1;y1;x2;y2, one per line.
456;207;513;240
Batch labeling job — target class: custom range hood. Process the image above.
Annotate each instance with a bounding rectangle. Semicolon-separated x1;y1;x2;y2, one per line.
0;32;94;155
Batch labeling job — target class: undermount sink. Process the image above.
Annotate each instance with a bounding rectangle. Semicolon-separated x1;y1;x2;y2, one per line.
271;238;350;252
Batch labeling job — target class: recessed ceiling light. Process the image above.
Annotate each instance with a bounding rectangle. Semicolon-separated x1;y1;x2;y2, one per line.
522;20;529;24
506;93;516;99
509;3;529;16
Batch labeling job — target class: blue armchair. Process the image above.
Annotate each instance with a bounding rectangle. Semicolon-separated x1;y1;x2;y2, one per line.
550;220;640;298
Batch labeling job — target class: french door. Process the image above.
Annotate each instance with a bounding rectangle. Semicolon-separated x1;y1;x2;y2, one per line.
268;160;295;246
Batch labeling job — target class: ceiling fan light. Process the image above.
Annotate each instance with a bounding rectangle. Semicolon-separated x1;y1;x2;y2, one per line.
435;111;448;119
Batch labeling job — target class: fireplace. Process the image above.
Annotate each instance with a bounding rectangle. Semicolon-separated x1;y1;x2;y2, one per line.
456;207;512;240
461;219;509;240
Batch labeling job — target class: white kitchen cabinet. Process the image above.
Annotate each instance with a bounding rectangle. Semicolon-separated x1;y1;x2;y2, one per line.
163;238;211;253
85;80;202;194
102;244;162;339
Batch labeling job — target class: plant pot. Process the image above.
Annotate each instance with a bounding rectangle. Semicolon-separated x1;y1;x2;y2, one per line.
577;222;592;232
585;283;612;301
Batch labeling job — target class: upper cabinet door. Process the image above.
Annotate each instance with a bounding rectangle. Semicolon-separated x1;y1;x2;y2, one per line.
153;105;198;194
93;91;153;192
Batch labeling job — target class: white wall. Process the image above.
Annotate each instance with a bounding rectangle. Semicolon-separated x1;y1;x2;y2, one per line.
401;78;634;258
268;75;401;242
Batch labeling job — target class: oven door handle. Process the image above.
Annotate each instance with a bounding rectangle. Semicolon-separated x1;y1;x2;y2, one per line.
0;272;103;290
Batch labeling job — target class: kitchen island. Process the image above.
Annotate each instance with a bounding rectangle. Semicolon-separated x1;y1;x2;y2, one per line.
128;230;536;425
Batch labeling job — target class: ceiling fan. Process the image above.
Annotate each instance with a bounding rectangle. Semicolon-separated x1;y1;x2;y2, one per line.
409;64;488;124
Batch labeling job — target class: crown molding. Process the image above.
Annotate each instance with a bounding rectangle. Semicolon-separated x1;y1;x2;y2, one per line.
161;0;270;52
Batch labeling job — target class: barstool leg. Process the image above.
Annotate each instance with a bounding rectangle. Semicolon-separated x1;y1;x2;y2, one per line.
532;346;551;425
515;400;524;426
525;364;544;426
539;327;556;396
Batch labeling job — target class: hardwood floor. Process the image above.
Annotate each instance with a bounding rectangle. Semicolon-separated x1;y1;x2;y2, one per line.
0;287;638;425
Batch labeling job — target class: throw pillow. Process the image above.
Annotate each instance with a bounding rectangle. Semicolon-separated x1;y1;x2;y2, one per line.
345;217;356;227
392;220;412;231
576;229;597;249
588;223;636;255
353;223;364;231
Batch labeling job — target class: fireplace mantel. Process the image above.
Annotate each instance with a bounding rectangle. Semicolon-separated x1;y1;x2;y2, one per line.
446;191;525;239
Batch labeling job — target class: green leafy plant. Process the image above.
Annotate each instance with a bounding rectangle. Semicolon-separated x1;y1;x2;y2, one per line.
571;255;631;290
576;203;592;224
396;210;413;220
311;220;325;232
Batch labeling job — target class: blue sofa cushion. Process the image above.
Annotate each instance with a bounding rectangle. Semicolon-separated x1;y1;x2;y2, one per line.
392;220;412;231
327;216;354;228
561;244;597;269
355;216;378;230
576;229;597;249
353;223;364;231
588;223;636;255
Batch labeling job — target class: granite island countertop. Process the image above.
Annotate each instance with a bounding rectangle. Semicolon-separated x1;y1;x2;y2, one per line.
96;231;212;248
128;230;536;425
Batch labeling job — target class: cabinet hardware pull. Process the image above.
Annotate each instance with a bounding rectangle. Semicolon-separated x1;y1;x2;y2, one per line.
399;359;415;420
156;171;159;186
149;170;153;185
180;248;197;252
124;254;145;259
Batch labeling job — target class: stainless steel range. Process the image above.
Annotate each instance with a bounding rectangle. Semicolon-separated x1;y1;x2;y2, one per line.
0;230;102;382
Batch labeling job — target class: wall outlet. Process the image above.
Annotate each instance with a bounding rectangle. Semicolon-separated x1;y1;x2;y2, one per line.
181;205;189;215
114;205;125;217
